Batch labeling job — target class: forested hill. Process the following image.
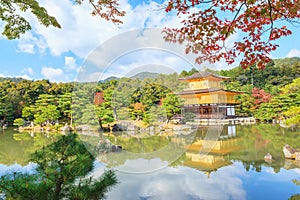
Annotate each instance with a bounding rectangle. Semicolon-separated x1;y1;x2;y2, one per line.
218;57;300;91
0;77;25;83
0;57;299;127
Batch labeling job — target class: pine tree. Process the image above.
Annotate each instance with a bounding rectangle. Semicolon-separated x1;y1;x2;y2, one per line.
0;133;117;199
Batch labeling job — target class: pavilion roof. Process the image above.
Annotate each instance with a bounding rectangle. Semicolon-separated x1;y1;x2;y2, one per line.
177;88;243;95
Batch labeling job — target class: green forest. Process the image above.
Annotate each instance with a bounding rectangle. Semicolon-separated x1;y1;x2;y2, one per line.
0;57;299;129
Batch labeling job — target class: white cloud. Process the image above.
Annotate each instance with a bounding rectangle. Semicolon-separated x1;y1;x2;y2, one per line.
286;49;300;58
17;32;47;54
19;0;119;57
65;56;77;70
18;43;35;54
17;0;184;59
77;28;200;82
23;67;34;75
105;161;246;200
0;73;32;80
16;74;32;80
41;66;66;82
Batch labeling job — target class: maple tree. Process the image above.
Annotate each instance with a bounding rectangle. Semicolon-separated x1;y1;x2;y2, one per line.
251;87;272;107
163;0;299;69
75;0;125;24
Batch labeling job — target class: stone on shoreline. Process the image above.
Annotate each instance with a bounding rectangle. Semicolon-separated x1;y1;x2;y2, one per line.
283;144;300;160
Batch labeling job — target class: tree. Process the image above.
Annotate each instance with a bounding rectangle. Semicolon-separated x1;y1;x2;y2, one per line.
34;104;60;126
284;106;300;127
282;78;300;127
31;94;60;126
22;106;35;122
234;93;254;117
162;93;183;122
163;0;299;69
0;133;117;199
0;0;60;39
0;0;124;39
58;92;73;125
251;87;272;109
254;78;300;121
0;81;15;126
131;102;146;121
13;118;25;127
95;105;114;129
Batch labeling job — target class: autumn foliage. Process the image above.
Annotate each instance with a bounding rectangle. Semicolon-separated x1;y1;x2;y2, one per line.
251;87;272;108
163;0;298;69
75;0;125;24
94;92;105;106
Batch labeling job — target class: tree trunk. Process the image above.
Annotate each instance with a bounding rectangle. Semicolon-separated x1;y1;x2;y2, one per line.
1;116;6;127
166;117;170;124
113;107;118;121
54;177;63;200
70;113;73;127
98;118;103;129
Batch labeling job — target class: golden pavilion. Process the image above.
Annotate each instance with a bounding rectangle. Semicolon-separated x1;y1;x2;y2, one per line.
178;71;242;119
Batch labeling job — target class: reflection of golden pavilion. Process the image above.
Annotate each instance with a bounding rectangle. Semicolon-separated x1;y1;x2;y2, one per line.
183;125;241;176
187;138;241;155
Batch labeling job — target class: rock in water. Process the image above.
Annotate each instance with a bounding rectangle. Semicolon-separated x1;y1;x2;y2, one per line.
283;144;300;159
264;153;273;160
296;152;300;161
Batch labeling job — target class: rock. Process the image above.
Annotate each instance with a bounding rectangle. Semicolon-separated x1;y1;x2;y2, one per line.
96;139;112;153
0;193;5;200
264;153;273;160
76;125;90;131
173;125;191;131
111;145;122;152
296;152;300;161
96;139;122;153
283;144;300;159
60;125;72;132
111;124;124;132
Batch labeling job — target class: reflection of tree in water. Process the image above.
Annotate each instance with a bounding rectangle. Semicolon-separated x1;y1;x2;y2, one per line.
81;124;300;176
79;130;195;170
0;129;59;165
173;124;300;179
228;124;300;174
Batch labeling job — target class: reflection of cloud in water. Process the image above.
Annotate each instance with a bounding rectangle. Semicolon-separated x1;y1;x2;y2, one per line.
295;168;300;175
0;162;37;176
116;158;169;173
105;159;246;200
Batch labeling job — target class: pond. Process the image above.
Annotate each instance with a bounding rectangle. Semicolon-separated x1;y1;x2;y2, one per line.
1;124;300;199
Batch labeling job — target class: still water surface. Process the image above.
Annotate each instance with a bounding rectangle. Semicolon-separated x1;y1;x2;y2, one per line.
0;124;300;199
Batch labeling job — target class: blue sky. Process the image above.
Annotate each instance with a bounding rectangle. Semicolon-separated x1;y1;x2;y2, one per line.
0;0;299;82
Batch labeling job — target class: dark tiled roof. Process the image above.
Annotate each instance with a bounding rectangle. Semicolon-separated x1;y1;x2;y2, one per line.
179;71;230;80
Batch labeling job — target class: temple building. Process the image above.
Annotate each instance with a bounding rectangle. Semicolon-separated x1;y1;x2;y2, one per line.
178;71;242;119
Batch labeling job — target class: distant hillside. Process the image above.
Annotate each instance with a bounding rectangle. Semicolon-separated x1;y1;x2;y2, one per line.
219;57;300;90
130;72;159;80
0;77;25;83
100;76;120;83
